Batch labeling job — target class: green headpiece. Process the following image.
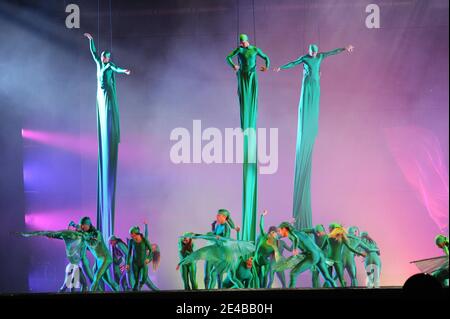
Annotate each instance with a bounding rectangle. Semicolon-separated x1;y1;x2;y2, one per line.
79;216;92;226
329;222;342;230
239;34;249;42
218;209;235;229
435;234;448;246
315;224;325;232
278;221;294;231
129;226;140;234
101;50;111;58
109;235;118;241
309;44;319;52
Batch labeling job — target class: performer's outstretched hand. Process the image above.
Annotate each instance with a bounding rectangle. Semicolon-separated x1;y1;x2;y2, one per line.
262;209;268;216
124;69;131;75
292;249;299;256
235;226;240;232
345;45;354;53
84;33;93;40
176;265;180;271
274;67;281;72
233;65;240;72
260;66;268;72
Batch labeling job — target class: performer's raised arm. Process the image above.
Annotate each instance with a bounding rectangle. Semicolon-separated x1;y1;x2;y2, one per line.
259;210;268;236
226;47;240;71
84;33;100;63
257;48;270;71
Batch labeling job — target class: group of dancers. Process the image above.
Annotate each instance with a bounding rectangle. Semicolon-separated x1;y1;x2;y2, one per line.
20;217;160;292
17;31;448;293
177;209;382;290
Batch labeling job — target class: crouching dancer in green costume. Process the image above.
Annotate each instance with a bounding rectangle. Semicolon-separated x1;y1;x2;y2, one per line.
321;224;371;287
177;233;198;290
21;222;93;292
78;217;119;292
178;234;255;290
223;256;259;289
277;222;336;288
126;226;153;291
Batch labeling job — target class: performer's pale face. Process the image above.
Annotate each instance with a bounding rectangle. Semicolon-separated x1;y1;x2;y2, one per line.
309;49;318;57
109;239;117;246
101;55;111;63
245;257;253;268
130;232;141;242
182;238;191;244
240;41;250;48
80;224;90;232
216;214;227;224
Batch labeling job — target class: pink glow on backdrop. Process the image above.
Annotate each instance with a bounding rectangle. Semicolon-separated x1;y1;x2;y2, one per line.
22;129;97;159
25;210;91;230
385;126;449;231
22;129;157;169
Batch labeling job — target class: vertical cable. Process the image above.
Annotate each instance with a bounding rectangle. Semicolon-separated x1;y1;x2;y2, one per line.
109;0;113;53
97;0;100;49
252;0;256;45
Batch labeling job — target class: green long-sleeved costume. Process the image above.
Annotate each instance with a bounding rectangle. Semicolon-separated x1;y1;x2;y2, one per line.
142;223;159;291
21;230;92;292
278;223;336;288
226;39;270;242
126;233;153;291
82;228;119;291
321;231;370;287
178;236;198;290
223;257;259;289
88;38;127;242
302;225;328;288
279;47;345;229
254;214;279;288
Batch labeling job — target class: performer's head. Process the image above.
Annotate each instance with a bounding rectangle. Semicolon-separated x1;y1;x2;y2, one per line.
129;226;141;240
79;216;92;232
329;225;347;241
109;235;119;246
182;233;193;245
239;34;250;48
435;234;448;249
328;222;342;232
348;226;360;236
216;209;231;225
101;51;111;63
268;226;278;239
277;222;293;238
315;224;326;236
309;44;319;57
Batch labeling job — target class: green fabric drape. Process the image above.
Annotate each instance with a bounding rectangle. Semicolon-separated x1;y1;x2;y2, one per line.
227;45;270;242
89;39;127;242
280;48;345;230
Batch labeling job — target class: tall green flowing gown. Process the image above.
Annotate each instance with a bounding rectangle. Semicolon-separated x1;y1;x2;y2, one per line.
88;38;128;241
280;47;345;229
226;39;270;242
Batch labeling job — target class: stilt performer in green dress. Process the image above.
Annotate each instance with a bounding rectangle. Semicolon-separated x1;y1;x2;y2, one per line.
276;44;353;229
84;33;130;241
226;34;270;242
